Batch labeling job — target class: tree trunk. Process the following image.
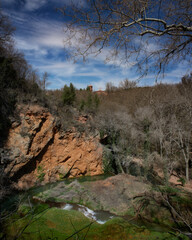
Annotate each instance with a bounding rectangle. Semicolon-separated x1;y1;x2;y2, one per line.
186;159;189;183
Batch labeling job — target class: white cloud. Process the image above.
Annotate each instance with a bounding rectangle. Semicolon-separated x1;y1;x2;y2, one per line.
161;62;191;84
13;17;65;51
39;62;76;77
9;10;131;71
15;37;49;56
36;33;64;48
22;0;86;11
30;52;132;90
24;0;47;11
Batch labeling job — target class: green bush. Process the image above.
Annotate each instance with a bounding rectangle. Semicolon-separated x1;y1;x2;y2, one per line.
76;90;100;113
62;83;76;105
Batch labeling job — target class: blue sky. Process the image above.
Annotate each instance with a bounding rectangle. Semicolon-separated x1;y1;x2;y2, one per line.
1;0;191;90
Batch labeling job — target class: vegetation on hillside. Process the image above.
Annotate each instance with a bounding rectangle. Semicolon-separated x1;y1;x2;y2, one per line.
0;6;191;197
0;8;192;240
44;76;192;185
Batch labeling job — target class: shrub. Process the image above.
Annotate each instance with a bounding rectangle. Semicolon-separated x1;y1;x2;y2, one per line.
62;83;76;105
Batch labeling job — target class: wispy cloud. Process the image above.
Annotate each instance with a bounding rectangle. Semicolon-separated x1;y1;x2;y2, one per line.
1;0;85;11
12;13;65;50
3;4;189;91
23;0;86;11
23;0;47;11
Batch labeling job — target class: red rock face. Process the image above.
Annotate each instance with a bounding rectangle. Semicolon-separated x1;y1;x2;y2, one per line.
4;104;103;189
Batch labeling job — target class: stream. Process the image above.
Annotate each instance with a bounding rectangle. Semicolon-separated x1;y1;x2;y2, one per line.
62;203;115;224
0;174;177;234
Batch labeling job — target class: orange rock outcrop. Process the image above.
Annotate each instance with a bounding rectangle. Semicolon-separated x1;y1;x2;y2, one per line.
4;104;103;189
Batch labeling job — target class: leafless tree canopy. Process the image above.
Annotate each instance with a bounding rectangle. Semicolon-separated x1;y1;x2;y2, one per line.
60;0;192;76
0;10;15;55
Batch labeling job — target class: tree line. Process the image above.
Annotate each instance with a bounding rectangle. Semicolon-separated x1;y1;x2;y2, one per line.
93;78;192;184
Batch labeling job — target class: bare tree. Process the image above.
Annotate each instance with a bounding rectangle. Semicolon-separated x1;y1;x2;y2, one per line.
169;112;192;183
134;190;192;239
105;81;117;92
40;71;50;91
119;78;137;90
60;0;192;76
0;10;15;55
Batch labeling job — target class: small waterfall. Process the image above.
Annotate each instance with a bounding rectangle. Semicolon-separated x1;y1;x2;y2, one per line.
63;203;114;224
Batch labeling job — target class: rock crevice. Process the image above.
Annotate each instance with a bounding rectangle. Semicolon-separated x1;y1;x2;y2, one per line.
26;117;47;155
3;104;103;189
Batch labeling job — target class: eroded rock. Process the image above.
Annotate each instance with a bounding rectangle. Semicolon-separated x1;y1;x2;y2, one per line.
4;104;103;189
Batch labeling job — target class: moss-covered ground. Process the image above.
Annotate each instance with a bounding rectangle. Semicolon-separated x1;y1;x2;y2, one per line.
3;205;188;240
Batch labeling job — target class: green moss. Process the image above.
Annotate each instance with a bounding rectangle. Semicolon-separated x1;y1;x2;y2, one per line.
37;165;45;182
154;185;180;194
18;205;31;215
33;204;50;213
58;173;65;180
124;207;135;217
3;207;187;240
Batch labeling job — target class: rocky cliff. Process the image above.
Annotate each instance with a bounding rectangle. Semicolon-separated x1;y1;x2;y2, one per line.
2;104;103;189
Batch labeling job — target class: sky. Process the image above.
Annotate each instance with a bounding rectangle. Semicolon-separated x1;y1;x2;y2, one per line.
1;0;191;91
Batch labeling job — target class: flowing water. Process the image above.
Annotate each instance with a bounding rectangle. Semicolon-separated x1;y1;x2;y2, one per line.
62;203;115;224
1;174;173;233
